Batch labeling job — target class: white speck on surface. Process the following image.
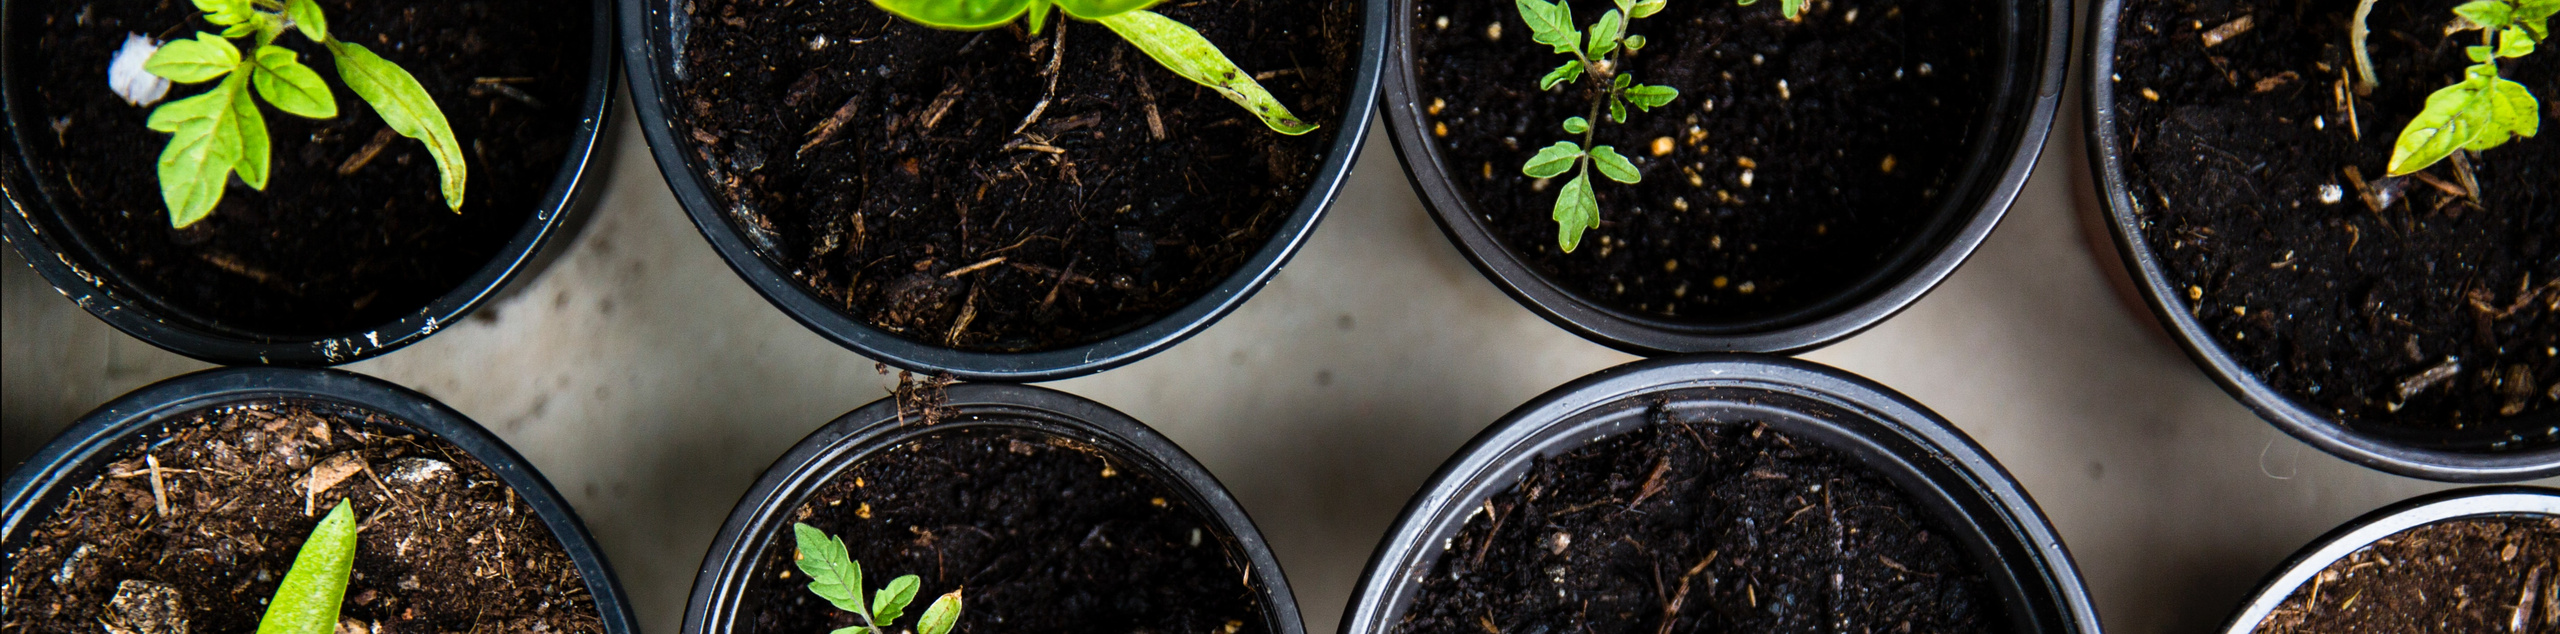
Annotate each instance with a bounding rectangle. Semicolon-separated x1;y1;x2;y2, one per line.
1777;79;1790;100
108;33;169;107
1918;62;1935;76
808;34;827;50
2318;184;2343;204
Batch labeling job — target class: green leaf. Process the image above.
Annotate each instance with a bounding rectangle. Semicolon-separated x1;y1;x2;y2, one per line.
251;45;337;119
1587;9;1623;57
1096;10;1318;135
328;41;466;210
872;575;920;624
253;501;359;634
1540;60;1584;90
151;73;253;227
1613;0;1635;15
146;33;241;84
1782;0;1810;19
1520;0;1581;54
793;523;867;614
1562;116;1589;133
1630;0;1666;18
1052;0;1158;19
1523;141;1583;178
1609;95;1627;123
2483;76;2540;141
196;0;257;26
1588;145;1639;183
1624;34;1647;51
829;627;868;634
2467;44;2495;62
2497;25;2535;57
1025;0;1055;33
868;0;1038;29
915;590;963;634
2515;0;2558;38
2388;73;2500;174
223;22;258;38
1737;0;1760;7
1625;83;1678;109
1553;170;1597;252
1611;73;1632;89
231;72;270;190
2455;0;2512;29
286;0;328;42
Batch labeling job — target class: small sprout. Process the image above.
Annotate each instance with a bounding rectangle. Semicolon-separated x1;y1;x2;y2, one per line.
1516;0;1728;252
794;523;962;634
2383;0;2552;176
869;0;1315;135
255;500;359;634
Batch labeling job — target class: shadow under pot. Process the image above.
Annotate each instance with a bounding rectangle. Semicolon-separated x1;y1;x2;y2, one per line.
1380;0;2071;355
2220;487;2559;634
621;0;1387;381
1;367;640;634
0;0;617;365
683;383;1301;634
1341;356;2098;634
2084;0;2560;481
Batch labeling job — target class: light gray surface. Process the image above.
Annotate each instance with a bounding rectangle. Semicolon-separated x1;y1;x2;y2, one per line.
8;97;2552;634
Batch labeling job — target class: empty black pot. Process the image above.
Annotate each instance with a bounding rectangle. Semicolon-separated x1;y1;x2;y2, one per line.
1340;355;2100;634
1;367;641;634
2216;486;2559;633
683;382;1302;634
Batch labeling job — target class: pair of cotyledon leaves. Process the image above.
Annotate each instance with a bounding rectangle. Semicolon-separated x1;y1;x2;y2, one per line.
2385;0;2553;176
795;523;964;634
144;0;463;228
869;0;1317;136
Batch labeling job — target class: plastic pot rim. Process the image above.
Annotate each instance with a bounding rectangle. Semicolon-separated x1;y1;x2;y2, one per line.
0;366;642;634
2215;486;2560;634
0;0;621;366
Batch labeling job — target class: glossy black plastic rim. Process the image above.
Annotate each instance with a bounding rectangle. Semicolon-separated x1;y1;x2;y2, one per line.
619;0;1386;382
1340;355;2101;634
0;0;620;366
682;382;1303;634
2216;486;2560;633
0;367;641;634
2080;0;2560;481
1380;0;2073;355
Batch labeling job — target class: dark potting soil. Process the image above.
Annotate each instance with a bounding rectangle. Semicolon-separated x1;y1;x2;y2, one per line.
1412;0;1998;322
12;0;590;335
2251;515;2559;633
1391;420;2005;634
746;426;1270;634
2110;0;2560;438
1;400;603;634
672;0;1358;352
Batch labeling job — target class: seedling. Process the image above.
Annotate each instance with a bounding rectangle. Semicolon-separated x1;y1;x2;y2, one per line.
793;523;964;634
254;500;360;634
139;0;465;228
2380;0;2554;177
1517;0;1808;252
868;0;1317;136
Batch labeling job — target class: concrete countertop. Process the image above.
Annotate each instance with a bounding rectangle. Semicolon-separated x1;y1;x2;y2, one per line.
9;88;2553;633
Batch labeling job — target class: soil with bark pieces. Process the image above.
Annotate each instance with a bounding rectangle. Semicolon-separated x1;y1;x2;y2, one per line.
746;426;1270;634
2;400;603;634
2110;0;2559;443
14;0;590;335
1392;420;2006;634
672;0;1358;352
1412;0;1998;323
2251;515;2560;633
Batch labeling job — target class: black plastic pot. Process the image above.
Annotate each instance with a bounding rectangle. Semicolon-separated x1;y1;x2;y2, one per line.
1340;355;2100;634
2215;486;2559;633
619;0;1386;382
1380;0;2072;356
0;0;617;367
683;382;1301;634
2081;0;2560;482
0;367;641;634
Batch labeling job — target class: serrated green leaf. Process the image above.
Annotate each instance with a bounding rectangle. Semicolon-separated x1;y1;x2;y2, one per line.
1553;170;1597;252
197;0;257;26
793;523;867;614
1589;145;1639;183
916;590;963;634
253;501;359;634
152;73;252;227
1540;60;1584;90
1562;116;1589;133
2388;74;2499;174
146;33;241;84
286;0;327;42
1630;0;1666;18
869;0;1039;29
231;72;269;190
2515;0;2558;38
2484;76;2539;140
1587;9;1623;56
1522;0;1581;54
252;46;336;119
1625;84;1678;109
872;575;920;624
2497;25;2535;56
1523;141;1583;178
1097;10;1317;135
2455;0;2512;29
329;40;466;210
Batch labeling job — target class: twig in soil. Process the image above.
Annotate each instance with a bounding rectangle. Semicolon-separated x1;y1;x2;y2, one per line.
2397;357;2463;401
1653;558;1712;634
338;128;402;175
799;96;862;157
1134;72;1167;141
146;454;169;517
1878;554;1937;578
945;285;980;346
2200;15;2254;47
1007;260;1096;286
1012;24;1067;136
1037;258;1080;314
2448;150;2482;201
2350;0;2379;94
2518;563;2546;632
921;83;966;132
1472;499;1507;566
467;82;544;108
943;257;1008;278
1004;139;1068;154
1552;498;1625;517
1625;455;1673;510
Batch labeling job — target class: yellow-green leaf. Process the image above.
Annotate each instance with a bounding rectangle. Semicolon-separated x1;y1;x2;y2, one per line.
146;33;241;84
915;590;963;634
252;45;337;119
1096;10;1317;135
1052;0;1157;19
792;523;865;614
286;0;328;42
868;0;1037;30
232;72;270;190
2388;76;2497;174
329;41;465;211
152;73;253;227
253;501;360;634
1588;145;1638;183
1523;141;1582;178
1553;170;1597;252
872;575;920;624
